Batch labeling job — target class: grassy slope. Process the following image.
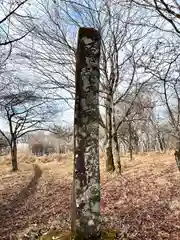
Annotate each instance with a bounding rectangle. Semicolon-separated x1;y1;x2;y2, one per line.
0;152;180;239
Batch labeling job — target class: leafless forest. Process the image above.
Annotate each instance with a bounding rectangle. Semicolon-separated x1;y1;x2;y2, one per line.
0;0;180;239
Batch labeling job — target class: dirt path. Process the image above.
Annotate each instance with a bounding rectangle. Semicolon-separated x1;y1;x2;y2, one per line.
0;154;180;239
0;164;43;238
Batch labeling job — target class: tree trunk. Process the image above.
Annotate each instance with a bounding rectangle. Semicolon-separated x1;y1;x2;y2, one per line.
175;141;180;171
112;107;121;174
11;139;18;171
105;94;115;172
134;133;139;155
72;27;101;239
146;133;150;152
162;136;166;153
129;122;133;161
157;132;166;152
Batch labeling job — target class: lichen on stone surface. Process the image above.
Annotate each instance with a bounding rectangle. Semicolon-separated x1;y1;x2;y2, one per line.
73;27;101;236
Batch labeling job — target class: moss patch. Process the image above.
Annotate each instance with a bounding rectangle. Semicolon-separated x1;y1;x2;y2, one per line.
39;229;119;240
39;230;71;240
101;229;119;239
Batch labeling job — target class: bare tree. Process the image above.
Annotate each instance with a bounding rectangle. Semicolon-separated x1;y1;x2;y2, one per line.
16;0;168;172
92;1;155;172
0;77;57;171
137;30;180;166
15;0;76;105
0;134;9;155
0;0;31;46
51;124;73;140
0;0;34;97
123;0;180;34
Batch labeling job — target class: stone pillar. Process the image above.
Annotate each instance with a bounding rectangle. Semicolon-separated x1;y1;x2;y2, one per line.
71;27;101;239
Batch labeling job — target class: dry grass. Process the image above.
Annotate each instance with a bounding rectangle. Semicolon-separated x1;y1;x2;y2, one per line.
0;152;180;239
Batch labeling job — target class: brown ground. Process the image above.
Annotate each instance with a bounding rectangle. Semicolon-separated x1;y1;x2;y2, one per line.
0;152;180;239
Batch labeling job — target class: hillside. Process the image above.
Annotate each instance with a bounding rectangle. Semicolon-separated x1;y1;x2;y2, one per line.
0;152;180;239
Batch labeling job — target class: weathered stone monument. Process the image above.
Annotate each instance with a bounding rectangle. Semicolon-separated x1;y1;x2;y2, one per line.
71;27;101;239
